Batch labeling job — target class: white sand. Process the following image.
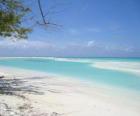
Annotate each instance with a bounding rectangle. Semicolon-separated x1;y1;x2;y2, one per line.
0;66;140;116
91;61;140;76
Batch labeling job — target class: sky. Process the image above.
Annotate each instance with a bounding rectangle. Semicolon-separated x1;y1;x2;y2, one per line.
0;0;140;57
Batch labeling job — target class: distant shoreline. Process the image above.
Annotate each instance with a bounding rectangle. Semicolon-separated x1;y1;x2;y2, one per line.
0;56;140;59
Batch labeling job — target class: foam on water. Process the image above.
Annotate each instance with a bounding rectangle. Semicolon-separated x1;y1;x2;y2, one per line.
43;57;92;63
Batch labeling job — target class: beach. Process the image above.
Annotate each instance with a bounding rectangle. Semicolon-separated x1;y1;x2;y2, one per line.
0;66;140;116
0;0;140;115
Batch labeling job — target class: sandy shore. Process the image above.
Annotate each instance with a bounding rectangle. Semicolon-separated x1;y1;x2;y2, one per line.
0;66;140;116
92;61;140;76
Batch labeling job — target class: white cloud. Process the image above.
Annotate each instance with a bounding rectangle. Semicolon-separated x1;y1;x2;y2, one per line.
0;39;135;57
66;40;134;53
0;40;55;49
87;40;95;47
0;40;133;53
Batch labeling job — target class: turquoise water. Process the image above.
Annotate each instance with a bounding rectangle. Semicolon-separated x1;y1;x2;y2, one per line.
0;57;140;92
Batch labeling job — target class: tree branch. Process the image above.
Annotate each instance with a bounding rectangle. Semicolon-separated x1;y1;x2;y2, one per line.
37;0;62;28
37;0;47;24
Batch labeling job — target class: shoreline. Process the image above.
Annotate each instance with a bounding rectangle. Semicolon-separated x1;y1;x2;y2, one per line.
0;66;140;116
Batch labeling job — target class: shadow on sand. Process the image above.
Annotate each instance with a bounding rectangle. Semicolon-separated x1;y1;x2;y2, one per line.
0;77;44;98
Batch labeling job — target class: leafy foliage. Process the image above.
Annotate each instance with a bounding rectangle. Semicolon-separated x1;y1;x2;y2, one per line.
0;0;31;39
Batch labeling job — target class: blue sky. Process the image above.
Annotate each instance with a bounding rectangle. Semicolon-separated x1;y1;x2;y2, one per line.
0;0;140;57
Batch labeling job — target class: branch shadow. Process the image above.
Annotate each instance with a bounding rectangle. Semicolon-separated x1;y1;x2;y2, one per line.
0;77;44;98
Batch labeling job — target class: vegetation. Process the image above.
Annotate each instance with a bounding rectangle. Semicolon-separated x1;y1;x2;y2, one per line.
0;0;61;40
0;0;31;39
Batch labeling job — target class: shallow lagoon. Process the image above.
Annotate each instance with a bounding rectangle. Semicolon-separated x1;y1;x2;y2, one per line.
0;57;140;92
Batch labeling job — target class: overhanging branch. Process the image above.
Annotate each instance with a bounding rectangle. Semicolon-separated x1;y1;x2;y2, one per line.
37;0;47;25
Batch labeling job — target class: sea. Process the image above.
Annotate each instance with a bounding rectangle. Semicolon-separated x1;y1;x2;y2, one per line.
0;57;140;93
